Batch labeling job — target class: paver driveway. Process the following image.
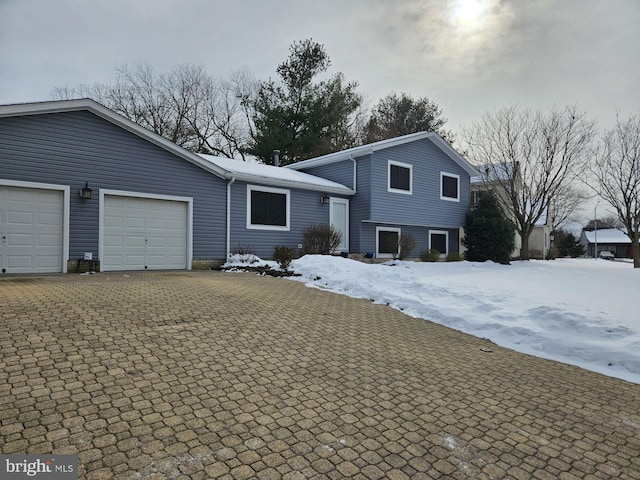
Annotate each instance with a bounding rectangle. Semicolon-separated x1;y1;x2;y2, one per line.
1;271;639;479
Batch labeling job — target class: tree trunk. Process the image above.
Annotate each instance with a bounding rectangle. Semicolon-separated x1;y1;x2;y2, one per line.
520;229;531;260
633;237;640;268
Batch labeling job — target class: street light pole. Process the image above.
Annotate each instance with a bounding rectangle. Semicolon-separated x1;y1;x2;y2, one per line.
594;200;600;260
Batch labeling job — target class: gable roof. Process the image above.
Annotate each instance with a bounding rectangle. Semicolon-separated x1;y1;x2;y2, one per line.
0;98;230;179
285;131;480;176
581;228;630;244
0;99;353;194
471;162;516;184
199;155;354;194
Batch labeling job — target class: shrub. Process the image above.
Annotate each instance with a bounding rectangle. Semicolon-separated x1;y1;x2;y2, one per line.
445;252;464;262
301;224;343;255
230;243;258;264
420;249;441;262
273;245;296;270
398;233;416;260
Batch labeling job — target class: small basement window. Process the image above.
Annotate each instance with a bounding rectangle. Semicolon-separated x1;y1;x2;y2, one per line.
429;230;448;256
376;227;401;258
247;185;290;231
388;161;412;194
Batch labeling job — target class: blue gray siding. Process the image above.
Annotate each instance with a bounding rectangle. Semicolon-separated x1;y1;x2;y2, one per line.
0;111;228;260
359;223;460;257
369;138;470;227
301;160;355;190
228;180;348;258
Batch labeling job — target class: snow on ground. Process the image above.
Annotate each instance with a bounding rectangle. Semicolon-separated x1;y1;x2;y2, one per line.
278;256;640;384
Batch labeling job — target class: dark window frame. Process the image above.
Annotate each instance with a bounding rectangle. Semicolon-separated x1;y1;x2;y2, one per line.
388;161;413;194
246;185;290;231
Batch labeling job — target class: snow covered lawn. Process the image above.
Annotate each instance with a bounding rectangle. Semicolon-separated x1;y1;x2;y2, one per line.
284;256;640;384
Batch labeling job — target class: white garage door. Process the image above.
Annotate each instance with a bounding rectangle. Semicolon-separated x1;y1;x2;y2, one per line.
102;195;188;271
0;185;64;274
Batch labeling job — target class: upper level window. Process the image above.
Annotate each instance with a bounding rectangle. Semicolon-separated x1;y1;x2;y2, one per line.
247;185;290;231
388;161;412;194
440;172;460;201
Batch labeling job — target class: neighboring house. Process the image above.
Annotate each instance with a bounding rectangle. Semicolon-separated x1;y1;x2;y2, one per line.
287;132;479;258
0;99;353;273
470;164;552;259
580;228;632;258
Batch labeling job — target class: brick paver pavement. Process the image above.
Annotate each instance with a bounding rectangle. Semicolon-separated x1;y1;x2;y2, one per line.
1;271;639;479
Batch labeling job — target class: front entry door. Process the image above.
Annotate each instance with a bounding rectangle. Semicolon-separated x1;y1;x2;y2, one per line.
330;197;349;253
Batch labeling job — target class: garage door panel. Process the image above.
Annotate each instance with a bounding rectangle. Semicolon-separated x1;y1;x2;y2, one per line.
1;185;64;274
102;195;188;271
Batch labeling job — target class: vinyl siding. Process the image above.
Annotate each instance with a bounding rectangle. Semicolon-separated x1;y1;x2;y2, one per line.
360;223;460;257
228;180;348;258
0;111;227;260
300;160;355;190
370;138;470;227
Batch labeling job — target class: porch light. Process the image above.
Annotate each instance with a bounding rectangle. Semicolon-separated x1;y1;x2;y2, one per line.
80;182;92;199
321;195;330;204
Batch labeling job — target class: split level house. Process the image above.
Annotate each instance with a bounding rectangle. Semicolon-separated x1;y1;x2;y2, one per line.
0;98;478;274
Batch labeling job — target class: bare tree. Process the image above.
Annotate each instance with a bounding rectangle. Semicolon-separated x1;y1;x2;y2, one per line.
588;113;640;267
548;183;590;231
51;63;256;159
462;105;596;259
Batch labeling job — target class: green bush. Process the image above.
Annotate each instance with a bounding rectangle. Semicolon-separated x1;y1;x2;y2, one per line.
301;224;343;255
420;249;441;262
464;190;515;264
445;252;464;262
273;245;296;270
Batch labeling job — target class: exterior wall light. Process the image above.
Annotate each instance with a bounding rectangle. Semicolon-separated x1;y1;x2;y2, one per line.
321;195;330;204
80;182;92;199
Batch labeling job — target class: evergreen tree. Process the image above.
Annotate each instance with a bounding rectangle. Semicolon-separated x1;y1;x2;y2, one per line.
362;92;452;144
464;191;515;264
248;39;362;165
554;230;585;257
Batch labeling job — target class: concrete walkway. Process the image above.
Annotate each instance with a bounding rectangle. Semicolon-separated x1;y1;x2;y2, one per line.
1;271;638;479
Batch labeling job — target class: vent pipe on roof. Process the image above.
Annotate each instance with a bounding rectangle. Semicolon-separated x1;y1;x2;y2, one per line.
273;150;280;167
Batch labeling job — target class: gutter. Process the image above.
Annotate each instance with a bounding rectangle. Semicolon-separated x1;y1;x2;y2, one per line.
349;154;357;191
226;176;236;260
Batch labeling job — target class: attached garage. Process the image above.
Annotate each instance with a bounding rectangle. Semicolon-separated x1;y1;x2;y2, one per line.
100;191;192;271
0;181;69;274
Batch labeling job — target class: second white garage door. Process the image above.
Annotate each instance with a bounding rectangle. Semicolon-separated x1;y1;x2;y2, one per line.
102;195;188;271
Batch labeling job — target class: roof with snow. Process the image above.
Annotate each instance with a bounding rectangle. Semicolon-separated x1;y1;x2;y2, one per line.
582;228;630;244
286;131;480;176
198;155;354;194
470;162;515;184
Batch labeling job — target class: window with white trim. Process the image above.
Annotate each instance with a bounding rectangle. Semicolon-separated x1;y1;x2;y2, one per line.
440;172;460;201
388;161;412;194
247;185;290;231
429;230;448;256
376;227;401;258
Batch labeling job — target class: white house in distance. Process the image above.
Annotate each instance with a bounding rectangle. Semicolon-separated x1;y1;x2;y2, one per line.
470;164;551;259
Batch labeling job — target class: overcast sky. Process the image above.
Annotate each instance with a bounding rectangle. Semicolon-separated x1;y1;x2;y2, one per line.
1;0;639;134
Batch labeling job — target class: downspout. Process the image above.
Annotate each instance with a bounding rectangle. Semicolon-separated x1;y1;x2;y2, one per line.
226;176;236;261
349;154;357;191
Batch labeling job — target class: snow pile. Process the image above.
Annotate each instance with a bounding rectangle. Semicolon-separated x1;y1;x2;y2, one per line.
287;256;640;384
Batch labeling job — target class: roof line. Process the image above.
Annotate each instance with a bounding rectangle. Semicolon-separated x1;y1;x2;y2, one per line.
0;98;231;179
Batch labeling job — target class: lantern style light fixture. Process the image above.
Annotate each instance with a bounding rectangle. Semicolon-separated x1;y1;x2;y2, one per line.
320;195;330;204
80;182;92;199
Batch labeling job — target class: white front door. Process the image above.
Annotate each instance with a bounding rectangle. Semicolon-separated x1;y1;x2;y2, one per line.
330;197;349;252
0;185;64;274
102;194;189;271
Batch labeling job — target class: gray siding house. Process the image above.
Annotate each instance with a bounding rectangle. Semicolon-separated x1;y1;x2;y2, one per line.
288;132;479;258
0;99;353;273
1;99;476;274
